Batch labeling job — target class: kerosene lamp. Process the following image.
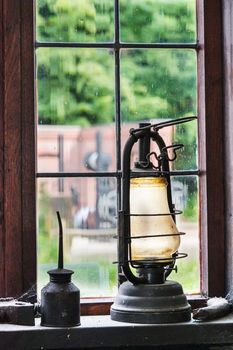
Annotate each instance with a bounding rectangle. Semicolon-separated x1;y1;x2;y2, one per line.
111;117;196;324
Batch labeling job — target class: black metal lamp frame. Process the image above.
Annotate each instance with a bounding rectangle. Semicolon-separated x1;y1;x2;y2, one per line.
119;116;196;283
111;116;196;324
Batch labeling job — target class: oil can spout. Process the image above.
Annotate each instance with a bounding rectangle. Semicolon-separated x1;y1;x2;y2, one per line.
57;211;63;269
47;211;74;282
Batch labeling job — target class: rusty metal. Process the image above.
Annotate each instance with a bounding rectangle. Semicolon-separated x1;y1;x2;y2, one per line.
0;299;34;326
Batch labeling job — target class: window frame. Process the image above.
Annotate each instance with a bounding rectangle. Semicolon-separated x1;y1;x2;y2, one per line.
223;0;233;292
197;0;225;297
0;0;225;312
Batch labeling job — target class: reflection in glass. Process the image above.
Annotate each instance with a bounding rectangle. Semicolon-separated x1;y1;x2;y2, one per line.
37;0;114;43
121;49;197;123
37;177;117;297
120;0;196;43
170;176;200;293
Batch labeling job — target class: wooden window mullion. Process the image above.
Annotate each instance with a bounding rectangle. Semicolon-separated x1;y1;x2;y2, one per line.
21;0;36;294
197;0;225;297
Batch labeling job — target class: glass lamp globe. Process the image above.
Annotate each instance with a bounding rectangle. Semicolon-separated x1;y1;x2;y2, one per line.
130;176;180;263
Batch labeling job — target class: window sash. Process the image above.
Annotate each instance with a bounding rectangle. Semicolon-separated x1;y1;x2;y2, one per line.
36;0;199;298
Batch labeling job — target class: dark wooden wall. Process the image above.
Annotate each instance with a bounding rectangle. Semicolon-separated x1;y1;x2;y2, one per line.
0;0;36;297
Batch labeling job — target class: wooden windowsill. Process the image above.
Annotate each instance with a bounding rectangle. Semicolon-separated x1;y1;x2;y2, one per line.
1;314;233;350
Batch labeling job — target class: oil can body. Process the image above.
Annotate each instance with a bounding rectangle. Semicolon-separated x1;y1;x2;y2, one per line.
41;281;80;327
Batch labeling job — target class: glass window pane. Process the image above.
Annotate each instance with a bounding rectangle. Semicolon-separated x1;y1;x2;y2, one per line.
37;125;116;173
37;0;114;42
121;49;197;122
36;48;115;172
120;0;196;43
37;177;117;297
170;176;200;293
121;49;197;171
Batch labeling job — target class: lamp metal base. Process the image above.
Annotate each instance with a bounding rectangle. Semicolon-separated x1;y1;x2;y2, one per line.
111;280;191;324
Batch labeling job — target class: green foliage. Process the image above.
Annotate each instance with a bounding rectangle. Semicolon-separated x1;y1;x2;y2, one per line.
120;0;196;43
183;192;198;221
38;183;58;264
37;0;197;127
37;0;114;42
120;49;196;121
37;48;115;125
170;258;200;293
38;232;58;264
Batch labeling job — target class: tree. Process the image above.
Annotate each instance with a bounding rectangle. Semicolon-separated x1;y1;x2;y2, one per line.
37;0;196;127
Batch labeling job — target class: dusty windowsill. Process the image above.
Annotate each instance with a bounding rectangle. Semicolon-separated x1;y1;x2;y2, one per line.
1;314;233;350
